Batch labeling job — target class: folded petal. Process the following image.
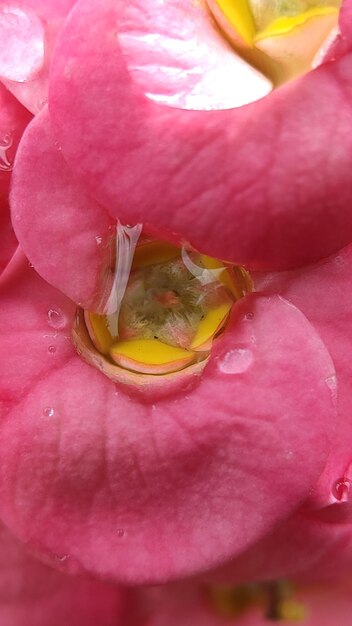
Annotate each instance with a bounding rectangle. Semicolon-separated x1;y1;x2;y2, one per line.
0;254;336;583
49;0;352;269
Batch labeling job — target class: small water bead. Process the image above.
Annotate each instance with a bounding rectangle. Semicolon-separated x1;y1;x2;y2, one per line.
47;307;66;330
245;312;254;321
218;348;253;374
116;528;125;538
43;406;55;417
95;235;103;246
332;477;352;502
48;345;56;354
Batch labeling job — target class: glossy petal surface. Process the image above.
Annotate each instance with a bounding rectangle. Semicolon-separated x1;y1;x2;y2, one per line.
0;253;336;583
49;0;352;269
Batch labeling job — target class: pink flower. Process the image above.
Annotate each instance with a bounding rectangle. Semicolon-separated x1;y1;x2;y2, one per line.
1;0;352;592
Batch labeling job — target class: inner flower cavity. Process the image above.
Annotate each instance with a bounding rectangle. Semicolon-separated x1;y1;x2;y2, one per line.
73;225;251;386
207;0;341;83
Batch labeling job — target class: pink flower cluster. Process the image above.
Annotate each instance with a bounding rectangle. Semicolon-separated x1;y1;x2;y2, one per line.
1;0;352;623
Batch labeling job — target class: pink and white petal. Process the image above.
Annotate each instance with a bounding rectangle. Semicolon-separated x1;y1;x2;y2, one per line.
10;107;114;309
0;255;336;583
0;522;128;626
49;0;352;270
138;579;352;626
1;0;77;114
116;0;271;111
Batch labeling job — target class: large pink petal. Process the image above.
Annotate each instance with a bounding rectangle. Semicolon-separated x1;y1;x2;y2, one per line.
0;521;128;626
0;253;336;583
49;0;352;270
10;107;113;309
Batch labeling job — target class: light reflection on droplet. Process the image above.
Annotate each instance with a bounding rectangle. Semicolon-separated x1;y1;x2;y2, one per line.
43;407;54;417
332;477;352;503
95;236;103;246
218;348;253;374
47;307;66;330
48;345;56;354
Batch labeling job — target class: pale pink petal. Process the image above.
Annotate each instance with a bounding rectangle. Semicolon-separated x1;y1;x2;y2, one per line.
49;0;352;270
11;107;114;309
0;83;32;273
2;0;77;113
116;0;271;110
0;254;336;582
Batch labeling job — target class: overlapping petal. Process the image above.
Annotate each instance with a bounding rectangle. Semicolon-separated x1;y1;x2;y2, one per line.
48;0;352;270
0;251;336;583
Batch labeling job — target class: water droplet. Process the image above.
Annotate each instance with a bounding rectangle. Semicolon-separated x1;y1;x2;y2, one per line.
218;348;253;374
116;528;125;538
43;407;55;417
95;236;103;246
55;554;69;562
325;374;337;391
37;97;47;110
0;133;13;171
245;312;254;321
332;477;351;502
47;307;66;330
48;345;56;354
28;261;34;268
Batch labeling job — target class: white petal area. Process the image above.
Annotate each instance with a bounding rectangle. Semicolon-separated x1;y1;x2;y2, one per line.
117;0;272;110
0;5;45;82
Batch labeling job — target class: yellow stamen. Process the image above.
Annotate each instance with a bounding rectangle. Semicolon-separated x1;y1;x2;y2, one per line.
109;338;196;374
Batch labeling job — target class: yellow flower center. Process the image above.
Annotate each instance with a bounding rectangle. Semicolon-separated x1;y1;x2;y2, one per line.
207;0;341;84
72;226;251;387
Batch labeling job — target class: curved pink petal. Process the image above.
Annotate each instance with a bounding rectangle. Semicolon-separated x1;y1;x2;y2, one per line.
1;0;77;114
0;253;336;583
0;5;45;82
10;107;114;309
139;579;352;626
323;0;352;63
49;0;352;270
0;83;32;273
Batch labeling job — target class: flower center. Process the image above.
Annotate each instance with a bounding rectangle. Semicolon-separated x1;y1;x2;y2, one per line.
207;0;341;84
73;225;251;385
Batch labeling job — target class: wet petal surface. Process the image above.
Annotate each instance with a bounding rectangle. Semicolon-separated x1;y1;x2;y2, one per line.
0;253;336;582
49;0;352;270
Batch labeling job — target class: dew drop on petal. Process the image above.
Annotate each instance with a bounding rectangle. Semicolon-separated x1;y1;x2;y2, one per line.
47;307;66;330
95;236;103;246
218;348;253;374
245;312;254;321
0;133;13;171
48;345;56;354
332;477;352;502
43;406;54;417
116;528;125;538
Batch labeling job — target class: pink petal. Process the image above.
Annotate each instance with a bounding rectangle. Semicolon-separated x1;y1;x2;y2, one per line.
11;107;114;309
1;0;77;114
49;0;352;270
0;253;336;582
115;0;271;110
0;521;128;626
0;83;32;273
0;5;44;82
